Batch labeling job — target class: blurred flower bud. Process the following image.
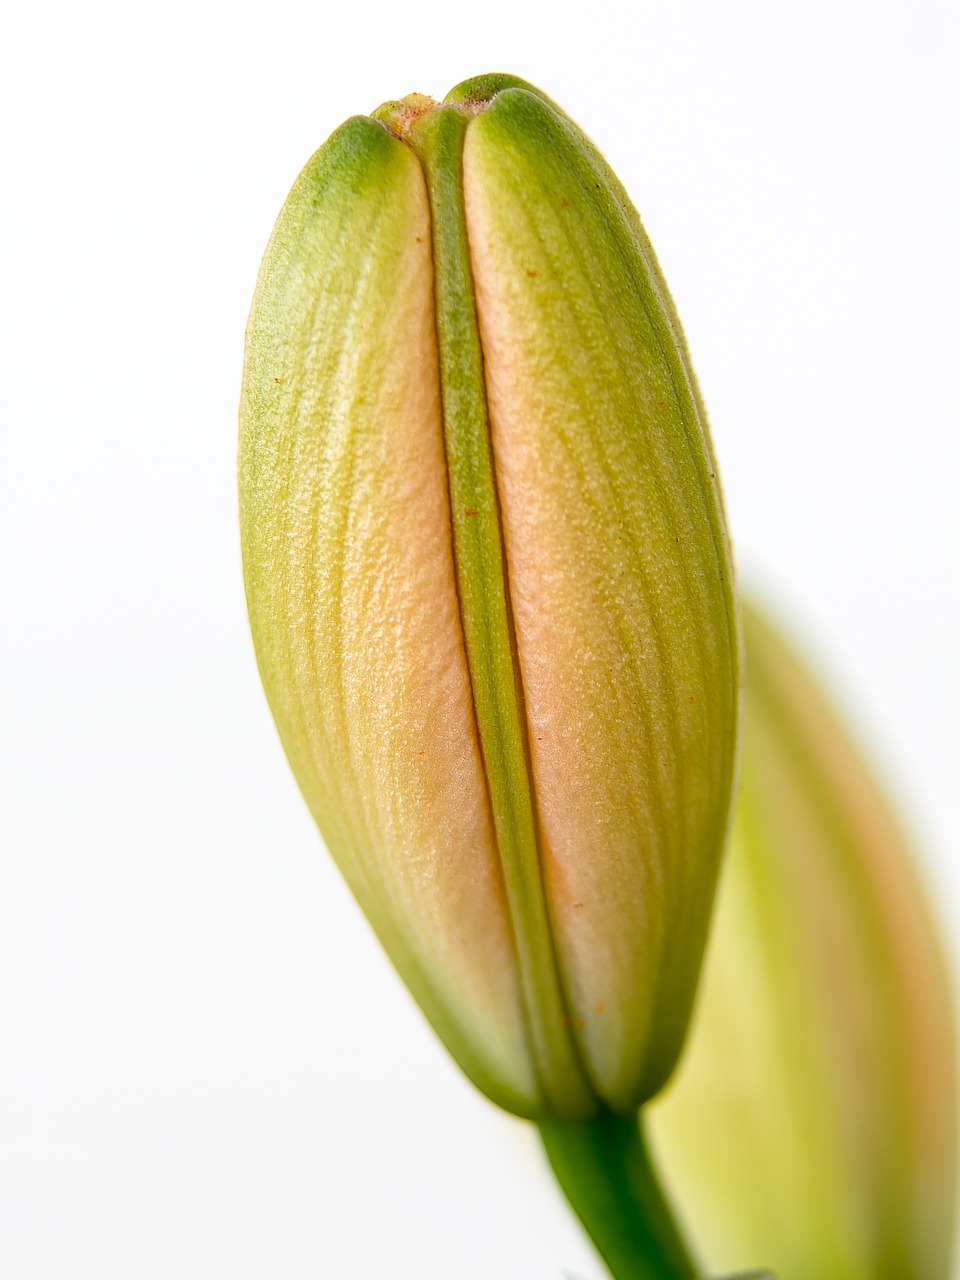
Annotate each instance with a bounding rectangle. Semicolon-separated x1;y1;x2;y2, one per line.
239;74;740;1120
649;604;957;1278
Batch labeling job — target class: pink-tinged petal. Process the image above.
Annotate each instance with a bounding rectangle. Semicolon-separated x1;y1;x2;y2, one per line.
463;87;739;1110
240;116;536;1112
649;604;957;1278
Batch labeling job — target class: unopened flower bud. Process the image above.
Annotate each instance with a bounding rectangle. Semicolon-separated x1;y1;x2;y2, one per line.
649;604;957;1277
239;74;740;1119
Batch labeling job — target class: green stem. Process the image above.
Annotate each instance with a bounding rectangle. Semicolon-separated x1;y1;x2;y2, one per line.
539;1108;698;1280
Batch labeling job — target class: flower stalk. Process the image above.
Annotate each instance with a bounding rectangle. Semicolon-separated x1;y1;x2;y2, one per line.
540;1111;698;1280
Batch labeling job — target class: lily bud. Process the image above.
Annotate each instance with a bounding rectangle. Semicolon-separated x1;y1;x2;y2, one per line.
239;74;740;1120
649;605;957;1278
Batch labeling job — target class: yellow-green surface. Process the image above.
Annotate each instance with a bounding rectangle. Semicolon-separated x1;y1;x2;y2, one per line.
239;75;740;1118
649;605;957;1279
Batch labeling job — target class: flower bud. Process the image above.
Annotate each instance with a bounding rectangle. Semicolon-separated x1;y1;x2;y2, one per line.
648;604;957;1278
239;74;740;1120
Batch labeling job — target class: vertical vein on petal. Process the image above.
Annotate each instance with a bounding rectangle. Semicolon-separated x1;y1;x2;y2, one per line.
407;102;595;1117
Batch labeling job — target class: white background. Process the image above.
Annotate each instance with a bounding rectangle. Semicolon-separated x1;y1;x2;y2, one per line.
1;0;957;1276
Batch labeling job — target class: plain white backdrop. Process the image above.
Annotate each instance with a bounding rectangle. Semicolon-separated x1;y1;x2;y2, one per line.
1;0;958;1275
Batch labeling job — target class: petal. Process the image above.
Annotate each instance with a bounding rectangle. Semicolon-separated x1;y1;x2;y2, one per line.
649;605;957;1277
463;88;739;1109
240;116;536;1112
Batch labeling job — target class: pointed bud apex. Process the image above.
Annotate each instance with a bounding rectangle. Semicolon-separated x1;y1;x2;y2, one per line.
239;75;740;1118
649;604;958;1277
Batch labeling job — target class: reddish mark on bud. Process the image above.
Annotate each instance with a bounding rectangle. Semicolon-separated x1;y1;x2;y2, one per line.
273;377;280;383
574;1017;585;1030
594;1000;604;1015
378;94;442;140
689;695;694;704
464;507;479;517
561;197;570;208
656;400;665;407
572;902;584;909
526;269;538;278
415;236;422;243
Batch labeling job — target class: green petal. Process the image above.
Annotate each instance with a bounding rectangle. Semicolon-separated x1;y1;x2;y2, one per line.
462;87;740;1109
649;603;957;1278
239;115;538;1114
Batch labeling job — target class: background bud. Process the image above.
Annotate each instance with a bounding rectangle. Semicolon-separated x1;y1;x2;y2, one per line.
648;604;957;1279
239;75;740;1120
